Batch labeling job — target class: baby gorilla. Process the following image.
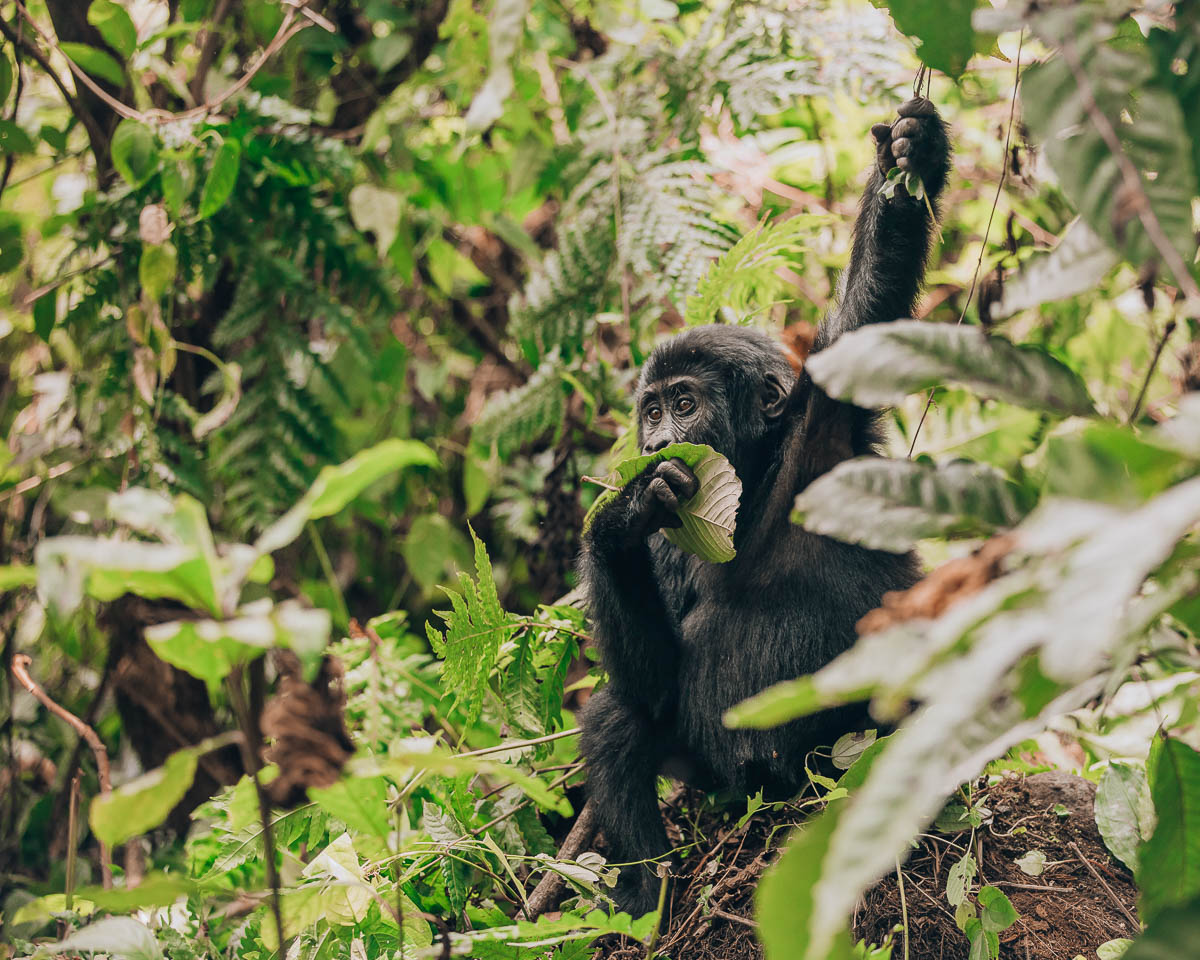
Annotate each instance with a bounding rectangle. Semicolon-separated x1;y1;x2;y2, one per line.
579;98;951;915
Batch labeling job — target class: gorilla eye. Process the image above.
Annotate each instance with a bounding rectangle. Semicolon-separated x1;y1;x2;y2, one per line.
676;397;695;414
645;405;662;423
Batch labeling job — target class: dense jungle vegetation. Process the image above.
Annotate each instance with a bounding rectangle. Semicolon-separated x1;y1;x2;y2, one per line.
1;1;1199;958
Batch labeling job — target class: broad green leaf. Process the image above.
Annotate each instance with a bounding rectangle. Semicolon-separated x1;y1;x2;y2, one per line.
32;291;56;341
91;735;237;846
161;157;191;216
35;536;219;617
144;616;272;687
255;439;438;558
794;457;1026;553
1044;423;1189;506
987;218;1117;323
806;321;1095;416
309;776;391;838
946;853;977;907
1124;896;1200;960
1098;939;1134;960
111;119;158;188
146;600;329;687
1015;850;1047;876
60;42;126;88
0;120;35;155
1095;761;1154;871
831;729;876;770
88;0;138;58
0;214;23;273
872;0;981;78
1139;736;1200;922
367;32;412;73
1023;11;1197;287
402;512;472;594
139;241;177;302
348;183;402;255
38;917;161;960
977;886;1018;933
587;442;742;563
197;139;241;219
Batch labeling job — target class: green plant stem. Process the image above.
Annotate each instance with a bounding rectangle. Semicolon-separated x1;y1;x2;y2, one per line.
308;521;349;628
896;859;910;960
646;867;671;959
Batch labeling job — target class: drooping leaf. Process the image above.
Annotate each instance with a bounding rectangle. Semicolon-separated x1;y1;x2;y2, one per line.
0;119;35;155
1139;736;1200;922
987;218;1118;323
872;0;981;78
139;241;177;302
111;119;159;188
198;139;241;219
1095;761;1154;871
88;0;138;58
793;457;1027;553
91;734;235;847
60;42;126;88
254;439;438;559
805;321;1095;416
38;917;162;960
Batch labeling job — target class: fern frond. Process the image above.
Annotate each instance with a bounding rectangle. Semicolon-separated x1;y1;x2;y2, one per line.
684;214;822;326
472;355;568;458
425;528;515;723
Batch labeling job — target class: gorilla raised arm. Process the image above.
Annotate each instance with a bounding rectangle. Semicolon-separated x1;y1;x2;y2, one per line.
578;99;951;915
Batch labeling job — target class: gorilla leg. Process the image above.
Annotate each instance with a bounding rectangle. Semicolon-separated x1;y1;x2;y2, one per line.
579;688;671;916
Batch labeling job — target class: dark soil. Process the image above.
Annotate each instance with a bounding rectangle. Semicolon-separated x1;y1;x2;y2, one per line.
856;771;1139;960
589;771;1139;960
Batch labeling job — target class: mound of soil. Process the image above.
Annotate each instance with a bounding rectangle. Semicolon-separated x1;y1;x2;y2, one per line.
856;771;1139;960
589;771;1138;960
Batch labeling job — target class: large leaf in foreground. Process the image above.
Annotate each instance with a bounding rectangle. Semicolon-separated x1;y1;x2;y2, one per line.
794;457;1026;553
805;321;1094;416
587;442;741;562
1139;736;1200;923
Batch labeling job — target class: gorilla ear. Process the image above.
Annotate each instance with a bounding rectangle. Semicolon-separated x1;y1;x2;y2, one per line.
762;374;789;420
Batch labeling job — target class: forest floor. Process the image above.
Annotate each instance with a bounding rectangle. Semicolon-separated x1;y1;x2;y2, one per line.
587;770;1138;960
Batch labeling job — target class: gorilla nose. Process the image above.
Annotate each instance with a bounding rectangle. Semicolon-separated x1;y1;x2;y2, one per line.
643;436;672;454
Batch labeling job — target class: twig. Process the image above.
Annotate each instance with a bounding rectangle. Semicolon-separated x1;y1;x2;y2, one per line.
521;800;598;919
1060;37;1200;315
226;668;286;954
0;16;26;202
189;0;234;104
1128;319;1176;424
1067;841;1139;930
456;727;581;760
711;908;757;929
0;14;107;151
993;881;1075;893
909;33;1024;458
13;0;324;125
11;653;112;888
65;774;81;914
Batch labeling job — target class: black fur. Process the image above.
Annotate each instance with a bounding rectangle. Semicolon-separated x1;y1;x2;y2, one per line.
579;99;950;914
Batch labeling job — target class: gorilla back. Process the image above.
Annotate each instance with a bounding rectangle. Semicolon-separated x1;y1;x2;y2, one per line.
579;98;950;915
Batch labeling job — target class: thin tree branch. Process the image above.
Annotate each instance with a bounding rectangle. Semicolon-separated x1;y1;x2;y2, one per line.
1060;36;1200;315
11;653;112;888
